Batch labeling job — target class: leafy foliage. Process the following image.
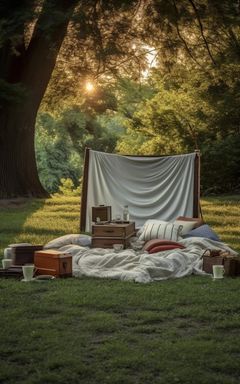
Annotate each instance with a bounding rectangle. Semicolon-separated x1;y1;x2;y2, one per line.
35;112;82;193
115;58;240;193
36;97;119;193
54;178;81;197
1;0;240;197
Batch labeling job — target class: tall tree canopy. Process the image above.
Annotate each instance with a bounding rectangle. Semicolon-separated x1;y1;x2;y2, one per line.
0;0;140;198
0;0;239;197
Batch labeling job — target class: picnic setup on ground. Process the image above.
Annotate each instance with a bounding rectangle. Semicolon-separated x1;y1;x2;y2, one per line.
0;150;239;283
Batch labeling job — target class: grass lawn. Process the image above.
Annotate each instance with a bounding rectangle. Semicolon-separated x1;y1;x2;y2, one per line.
0;195;240;384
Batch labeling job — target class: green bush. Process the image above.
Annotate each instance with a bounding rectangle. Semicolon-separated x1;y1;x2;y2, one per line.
201;135;240;195
53;178;81;197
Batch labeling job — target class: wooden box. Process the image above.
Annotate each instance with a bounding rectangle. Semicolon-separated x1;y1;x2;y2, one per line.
91;235;133;249
92;206;111;223
91;222;135;249
202;255;238;277
12;245;43;265
92;222;135;238
34;250;72;277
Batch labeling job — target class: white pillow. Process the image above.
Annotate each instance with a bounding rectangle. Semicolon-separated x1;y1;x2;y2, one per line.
173;219;199;236
139;220;183;242
44;234;91;249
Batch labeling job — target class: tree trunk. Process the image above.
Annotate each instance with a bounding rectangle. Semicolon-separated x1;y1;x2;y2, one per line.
0;104;48;198
0;0;78;198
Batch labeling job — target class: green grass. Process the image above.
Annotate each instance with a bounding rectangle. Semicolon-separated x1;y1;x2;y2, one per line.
0;197;81;256
201;195;240;252
0;195;240;384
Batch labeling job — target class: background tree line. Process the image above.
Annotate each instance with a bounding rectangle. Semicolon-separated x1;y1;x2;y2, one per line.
37;63;240;195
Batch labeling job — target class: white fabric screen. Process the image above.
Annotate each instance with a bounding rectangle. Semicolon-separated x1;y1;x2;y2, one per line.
84;150;197;232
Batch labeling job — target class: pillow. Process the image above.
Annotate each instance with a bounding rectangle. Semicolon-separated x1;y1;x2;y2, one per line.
139;220;183;242
183;224;220;241
144;239;185;252
44;234;92;249
143;239;185;253
176;216;204;224
173;218;203;236
149;244;185;254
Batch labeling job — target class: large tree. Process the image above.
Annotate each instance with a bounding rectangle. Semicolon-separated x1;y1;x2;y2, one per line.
0;0;140;198
1;0;238;198
0;0;80;197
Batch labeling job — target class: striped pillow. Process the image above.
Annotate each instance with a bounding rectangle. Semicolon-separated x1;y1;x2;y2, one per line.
139;220;183;242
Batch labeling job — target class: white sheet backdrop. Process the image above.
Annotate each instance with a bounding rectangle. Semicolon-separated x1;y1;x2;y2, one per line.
85;150;196;232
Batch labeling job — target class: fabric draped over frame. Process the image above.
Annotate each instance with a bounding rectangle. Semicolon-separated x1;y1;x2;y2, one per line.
82;150;198;232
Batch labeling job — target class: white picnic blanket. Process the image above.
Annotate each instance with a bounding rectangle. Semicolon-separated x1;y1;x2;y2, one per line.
58;237;238;283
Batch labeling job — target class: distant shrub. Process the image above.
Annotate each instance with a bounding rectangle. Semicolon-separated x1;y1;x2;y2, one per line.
53;178;81;197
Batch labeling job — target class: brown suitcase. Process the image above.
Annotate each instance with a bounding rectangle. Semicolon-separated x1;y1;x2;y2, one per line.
12;245;43;265
34;250;72;277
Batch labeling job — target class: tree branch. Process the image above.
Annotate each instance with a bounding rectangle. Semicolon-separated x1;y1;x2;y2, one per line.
172;0;203;68
187;0;216;65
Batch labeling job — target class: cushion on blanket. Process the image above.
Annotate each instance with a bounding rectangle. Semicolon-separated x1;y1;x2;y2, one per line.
139;220;183;242
176;216;204;227
44;234;91;249
173;217;204;235
183;224;220;241
149;244;185;254
144;239;184;251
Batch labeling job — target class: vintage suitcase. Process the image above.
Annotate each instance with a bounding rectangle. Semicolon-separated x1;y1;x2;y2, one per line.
92;205;111;223
12;245;43;265
34;250;72;277
202;250;239;277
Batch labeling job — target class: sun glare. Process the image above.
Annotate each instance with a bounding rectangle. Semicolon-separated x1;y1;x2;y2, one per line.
85;81;95;93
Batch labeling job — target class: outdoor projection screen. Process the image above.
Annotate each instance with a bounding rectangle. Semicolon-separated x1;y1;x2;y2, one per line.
80;149;200;232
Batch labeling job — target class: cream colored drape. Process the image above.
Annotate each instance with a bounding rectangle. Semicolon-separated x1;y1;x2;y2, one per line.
85;150;196;232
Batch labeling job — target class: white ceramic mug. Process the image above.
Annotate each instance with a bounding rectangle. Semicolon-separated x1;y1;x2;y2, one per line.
212;265;224;279
2;259;12;269
22;264;35;281
3;247;13;259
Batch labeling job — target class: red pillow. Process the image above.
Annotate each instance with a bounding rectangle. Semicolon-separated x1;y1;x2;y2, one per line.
149;244;185;254
144;239;184;252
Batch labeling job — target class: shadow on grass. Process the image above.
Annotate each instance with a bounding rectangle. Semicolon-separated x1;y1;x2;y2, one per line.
0;198;47;257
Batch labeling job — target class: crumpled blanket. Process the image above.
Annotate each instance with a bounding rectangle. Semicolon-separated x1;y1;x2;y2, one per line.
58;237;238;283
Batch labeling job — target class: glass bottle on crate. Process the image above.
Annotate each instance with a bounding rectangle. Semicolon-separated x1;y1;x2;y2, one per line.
123;205;130;221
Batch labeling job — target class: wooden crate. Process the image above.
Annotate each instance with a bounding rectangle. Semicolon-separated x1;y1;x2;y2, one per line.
34;250;72;277
92;222;136;249
92;222;135;238
92;235;133;249
203;255;238;277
